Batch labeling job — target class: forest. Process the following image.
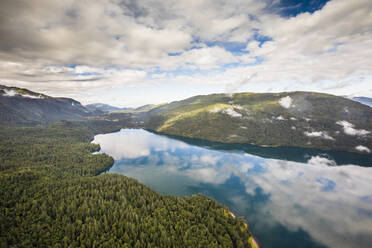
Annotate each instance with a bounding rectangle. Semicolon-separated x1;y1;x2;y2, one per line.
0;120;253;247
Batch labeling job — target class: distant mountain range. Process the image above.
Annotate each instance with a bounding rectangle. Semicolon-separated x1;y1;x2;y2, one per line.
145;92;372;154
86;103;164;113
351;97;372;107
87;96;372;113
0;85;93;125
85;103;133;113
1;84;371;154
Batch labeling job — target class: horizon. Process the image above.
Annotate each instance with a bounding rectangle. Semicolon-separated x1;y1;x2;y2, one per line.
1;0;372;107
1;83;367;108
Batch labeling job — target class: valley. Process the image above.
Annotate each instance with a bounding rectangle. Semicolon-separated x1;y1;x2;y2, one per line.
3;85;370;154
2;1;371;247
1;85;371;247
0;121;254;247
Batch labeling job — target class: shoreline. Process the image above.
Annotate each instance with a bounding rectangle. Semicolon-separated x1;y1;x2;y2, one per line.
229;210;260;248
93;129;261;247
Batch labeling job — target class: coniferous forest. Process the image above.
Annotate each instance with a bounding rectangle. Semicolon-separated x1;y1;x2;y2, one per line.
0;121;253;247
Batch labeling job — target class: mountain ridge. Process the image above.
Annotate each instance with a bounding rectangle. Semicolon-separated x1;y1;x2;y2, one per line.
144;91;372;154
1;85;371;154
85;103;134;113
352;96;372;107
0;85;92;125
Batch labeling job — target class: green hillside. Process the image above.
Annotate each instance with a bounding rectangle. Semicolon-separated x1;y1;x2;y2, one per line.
0;121;253;247
145;92;372;154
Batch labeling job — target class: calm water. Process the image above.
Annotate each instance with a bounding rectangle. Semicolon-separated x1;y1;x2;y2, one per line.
93;129;372;248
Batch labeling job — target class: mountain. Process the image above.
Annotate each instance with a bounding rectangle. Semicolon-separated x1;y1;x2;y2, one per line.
0;85;92;125
145;91;372;154
85;103;133;112
352;97;372;107
134;103;166;112
86;103;167;114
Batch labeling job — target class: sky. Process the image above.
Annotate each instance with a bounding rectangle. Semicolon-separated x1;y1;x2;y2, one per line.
0;0;372;107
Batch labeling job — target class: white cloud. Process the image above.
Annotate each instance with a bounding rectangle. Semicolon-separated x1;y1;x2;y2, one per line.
209;106;224;113
252;158;372;248
185;168;228;184
176;46;238;70
200;155;220;165
307;156;337;167
2;89;17;97
336;120;370;136
355;145;371;153
92;131;151;159
275;115;285;120
278;96;293;108
304;131;334;140
2;89;42;99
223;108;243;118
0;0;372;105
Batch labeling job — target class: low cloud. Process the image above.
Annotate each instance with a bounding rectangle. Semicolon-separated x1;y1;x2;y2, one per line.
222;108;243;118
355;145;371;153
278;96;293;108
225;72;258;96
336;120;370;136
304;131;334;140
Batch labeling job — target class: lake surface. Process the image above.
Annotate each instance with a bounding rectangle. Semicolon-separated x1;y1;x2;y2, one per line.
93;129;372;248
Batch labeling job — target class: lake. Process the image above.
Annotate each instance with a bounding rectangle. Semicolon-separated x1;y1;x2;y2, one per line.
93;129;372;248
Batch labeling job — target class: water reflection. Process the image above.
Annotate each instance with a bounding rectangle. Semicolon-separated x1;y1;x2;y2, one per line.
93;129;372;248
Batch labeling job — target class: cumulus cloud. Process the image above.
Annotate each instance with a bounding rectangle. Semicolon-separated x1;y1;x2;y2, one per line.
0;0;372;105
254;158;372;248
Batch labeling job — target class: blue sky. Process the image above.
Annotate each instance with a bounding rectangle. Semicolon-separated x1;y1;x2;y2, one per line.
270;0;331;17
0;0;371;107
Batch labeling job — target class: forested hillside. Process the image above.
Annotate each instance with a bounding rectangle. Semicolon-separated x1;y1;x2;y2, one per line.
0;121;253;247
145;92;372;154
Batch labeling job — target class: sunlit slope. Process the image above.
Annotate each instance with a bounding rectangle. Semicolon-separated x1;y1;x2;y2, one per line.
146;92;372;153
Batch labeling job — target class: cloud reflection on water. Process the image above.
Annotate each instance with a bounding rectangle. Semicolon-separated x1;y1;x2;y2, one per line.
93;129;372;248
